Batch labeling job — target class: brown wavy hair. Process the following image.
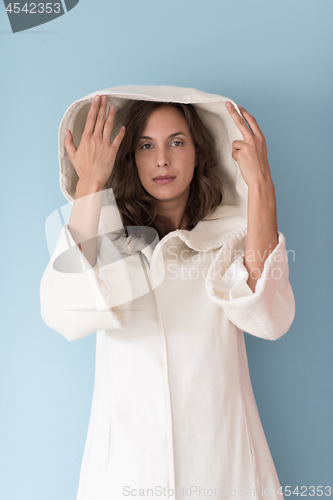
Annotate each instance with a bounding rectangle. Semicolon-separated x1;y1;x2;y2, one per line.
105;100;223;240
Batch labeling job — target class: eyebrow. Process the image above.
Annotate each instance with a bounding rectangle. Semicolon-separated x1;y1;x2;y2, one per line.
139;132;187;140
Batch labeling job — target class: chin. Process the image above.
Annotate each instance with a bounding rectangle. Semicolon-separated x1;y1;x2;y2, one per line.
147;183;178;198
151;192;174;201
154;192;183;203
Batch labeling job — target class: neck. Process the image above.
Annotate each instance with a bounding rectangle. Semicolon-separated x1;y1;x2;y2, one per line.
156;191;189;230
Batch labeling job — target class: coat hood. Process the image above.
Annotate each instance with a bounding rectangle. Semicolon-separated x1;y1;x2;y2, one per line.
58;85;249;251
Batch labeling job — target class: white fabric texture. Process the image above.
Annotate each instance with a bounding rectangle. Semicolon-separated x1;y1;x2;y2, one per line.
40;85;295;500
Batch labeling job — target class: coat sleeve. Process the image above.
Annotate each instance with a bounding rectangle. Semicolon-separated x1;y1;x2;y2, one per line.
40;222;133;342
205;229;295;340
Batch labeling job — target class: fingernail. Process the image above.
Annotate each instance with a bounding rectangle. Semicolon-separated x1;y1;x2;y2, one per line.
94;95;100;101
226;102;232;108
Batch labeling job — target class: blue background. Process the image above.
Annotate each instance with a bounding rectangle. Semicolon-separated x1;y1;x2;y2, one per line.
0;1;332;499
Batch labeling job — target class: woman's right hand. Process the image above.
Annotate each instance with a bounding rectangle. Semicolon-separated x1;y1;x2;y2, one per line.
64;94;125;190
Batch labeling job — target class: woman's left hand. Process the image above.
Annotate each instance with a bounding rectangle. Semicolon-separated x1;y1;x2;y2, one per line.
225;102;279;292
225;102;272;187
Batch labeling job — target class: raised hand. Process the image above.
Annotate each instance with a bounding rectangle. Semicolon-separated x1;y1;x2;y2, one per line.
225;101;279;291
64;94;126;190
225;102;272;188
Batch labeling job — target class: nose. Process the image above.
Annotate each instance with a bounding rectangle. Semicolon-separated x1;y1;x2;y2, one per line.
156;145;170;167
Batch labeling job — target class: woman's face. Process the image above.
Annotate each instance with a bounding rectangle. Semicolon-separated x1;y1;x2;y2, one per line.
134;105;197;205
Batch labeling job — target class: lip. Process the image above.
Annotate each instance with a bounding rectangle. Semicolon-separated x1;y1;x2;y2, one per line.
153;175;176;185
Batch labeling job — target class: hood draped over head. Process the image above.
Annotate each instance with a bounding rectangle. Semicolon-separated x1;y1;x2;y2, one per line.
58;85;249;251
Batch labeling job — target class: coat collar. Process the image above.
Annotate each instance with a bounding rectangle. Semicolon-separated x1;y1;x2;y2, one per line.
99;200;248;266
173;203;248;252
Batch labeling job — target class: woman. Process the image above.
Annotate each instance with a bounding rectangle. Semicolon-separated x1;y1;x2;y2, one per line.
40;85;295;500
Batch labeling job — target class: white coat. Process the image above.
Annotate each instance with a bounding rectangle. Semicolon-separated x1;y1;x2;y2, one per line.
40;85;296;500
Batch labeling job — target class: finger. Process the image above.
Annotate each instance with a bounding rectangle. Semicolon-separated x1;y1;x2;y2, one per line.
238;106;263;137
225;102;253;141
93;95;108;137
83;95;102;136
237;107;255;135
64;129;77;163
231;148;240;162
103;104;116;142
111;126;126;153
232;140;244;151
232;139;245;161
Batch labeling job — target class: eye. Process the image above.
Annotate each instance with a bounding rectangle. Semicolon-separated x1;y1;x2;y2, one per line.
141;143;153;150
171;140;183;147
